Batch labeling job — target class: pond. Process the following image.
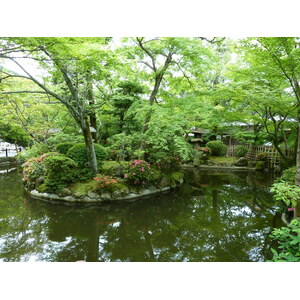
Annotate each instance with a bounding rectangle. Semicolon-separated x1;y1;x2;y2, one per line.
0;166;283;262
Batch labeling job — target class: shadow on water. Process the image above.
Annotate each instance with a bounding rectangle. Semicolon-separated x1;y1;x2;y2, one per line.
0;166;283;262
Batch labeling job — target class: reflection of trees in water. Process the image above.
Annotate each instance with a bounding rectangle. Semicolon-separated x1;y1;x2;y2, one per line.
0;168;283;262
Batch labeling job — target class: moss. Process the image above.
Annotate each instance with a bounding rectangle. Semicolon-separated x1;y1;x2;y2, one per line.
255;161;266;171
37;183;47;193
208;156;236;164
100;160;129;175
68;180;96;196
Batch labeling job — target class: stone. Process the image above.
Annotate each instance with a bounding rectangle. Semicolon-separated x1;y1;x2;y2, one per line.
247;160;256;168
101;192;111;200
234;157;247;167
158;177;171;188
255;161;266;171
87;191;101;199
59;188;72;196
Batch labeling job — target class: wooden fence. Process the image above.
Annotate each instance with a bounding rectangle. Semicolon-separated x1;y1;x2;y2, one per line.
226;145;292;169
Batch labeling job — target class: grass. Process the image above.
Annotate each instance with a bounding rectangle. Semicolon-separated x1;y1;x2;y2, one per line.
208;156;236;164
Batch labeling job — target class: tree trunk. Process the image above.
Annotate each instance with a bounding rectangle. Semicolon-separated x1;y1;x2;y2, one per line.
81;118;98;174
294;110;300;218
87;74;98;143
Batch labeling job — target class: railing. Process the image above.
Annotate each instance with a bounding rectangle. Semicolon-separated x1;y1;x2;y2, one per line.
226;145;293;170
0;148;19;157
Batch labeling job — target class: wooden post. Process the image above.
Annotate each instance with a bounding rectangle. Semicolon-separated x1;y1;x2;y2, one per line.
5;148;8;157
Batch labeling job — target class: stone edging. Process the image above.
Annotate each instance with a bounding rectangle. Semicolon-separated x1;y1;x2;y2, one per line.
27;179;183;203
182;164;255;170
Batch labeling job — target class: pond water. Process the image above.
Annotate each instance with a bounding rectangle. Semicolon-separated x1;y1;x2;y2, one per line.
0;166;283;262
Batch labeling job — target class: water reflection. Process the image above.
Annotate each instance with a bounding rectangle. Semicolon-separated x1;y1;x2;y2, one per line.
0;167;283;262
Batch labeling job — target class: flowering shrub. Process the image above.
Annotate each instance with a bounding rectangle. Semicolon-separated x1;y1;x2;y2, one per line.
199;147;211;155
93;175;120;193
124;160;154;185
255;152;269;161
22;152;78;192
22;152;55;185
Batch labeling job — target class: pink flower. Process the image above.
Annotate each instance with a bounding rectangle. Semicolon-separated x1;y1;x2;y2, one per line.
133;173;136;175
124;174;128;178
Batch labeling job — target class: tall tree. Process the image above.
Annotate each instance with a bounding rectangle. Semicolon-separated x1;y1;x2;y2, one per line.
0;37;116;173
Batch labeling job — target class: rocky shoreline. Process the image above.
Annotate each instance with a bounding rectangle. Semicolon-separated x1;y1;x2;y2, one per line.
26;179;184;203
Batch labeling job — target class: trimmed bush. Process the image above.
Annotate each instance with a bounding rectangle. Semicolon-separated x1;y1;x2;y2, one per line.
205;141;227;156
235;145;248;157
55;142;75;155
22;152;78;192
67;143;108;168
43;155;78;192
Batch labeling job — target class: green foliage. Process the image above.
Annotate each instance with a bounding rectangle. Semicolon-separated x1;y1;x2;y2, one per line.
124;160;154;185
46;132;84;146
18;143;52;161
55;142;75;155
255;152;269;161
269;219;300;262
42;155;78;192
270;182;300;208
199;147;212;155
107;133;144;161
235;145;248;157
0;121;31;147
275;166;296;184
145;119;195;163
150;154;182;172
93;175;125;194
22;152;78;192
67;143;108;168
205;141;227;156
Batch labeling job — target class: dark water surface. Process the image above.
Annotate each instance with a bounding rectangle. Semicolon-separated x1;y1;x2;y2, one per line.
0;166;283;262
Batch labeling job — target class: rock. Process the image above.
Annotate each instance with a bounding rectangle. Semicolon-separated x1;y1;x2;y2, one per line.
255;161;266;171
37;177;45;184
87;191;101;199
59;188;72;196
101;192;111;200
247;160;256;168
158;177;171;188
111;186;129;198
234;157;248;167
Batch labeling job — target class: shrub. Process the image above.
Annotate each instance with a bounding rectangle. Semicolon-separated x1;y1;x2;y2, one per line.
93;175;124;193
275;166;296;184
22;152;78;192
269;219;300;262
205;141;227;156
255;152;269;161
67;143;108;168
55;142;75;155
270;181;300;208
42;154;78;192
235;145;248;157
199;147;211;155
19;143;52;161
147;152;182;172
124;160;154;185
22;152;58;187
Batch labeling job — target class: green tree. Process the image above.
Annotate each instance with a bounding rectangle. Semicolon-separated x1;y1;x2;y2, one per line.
0;37;116;173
